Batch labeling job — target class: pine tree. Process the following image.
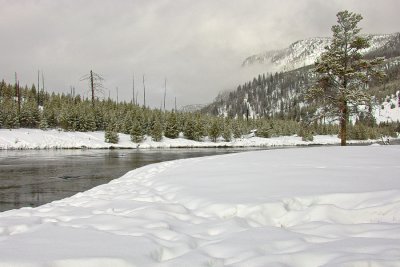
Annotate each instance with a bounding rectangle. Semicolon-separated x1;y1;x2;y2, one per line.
150;117;163;142
232;120;243;139
165;112;179;139
130;120;143;143
208;118;221;142
222;120;232;142
39;115;49;130
104;127;119;144
306;10;384;146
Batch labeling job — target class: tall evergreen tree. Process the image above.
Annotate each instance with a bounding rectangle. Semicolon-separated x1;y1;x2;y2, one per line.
306;10;384;146
130;120;144;143
165;112;179;139
150;116;163;142
208;118;221;142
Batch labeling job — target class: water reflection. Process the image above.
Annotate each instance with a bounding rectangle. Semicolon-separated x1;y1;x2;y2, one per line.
0;148;264;212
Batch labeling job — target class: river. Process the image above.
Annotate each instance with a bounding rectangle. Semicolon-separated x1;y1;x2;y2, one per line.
0;148;266;212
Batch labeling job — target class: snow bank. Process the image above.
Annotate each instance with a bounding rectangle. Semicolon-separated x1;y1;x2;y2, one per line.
0;128;387;150
1;146;400;266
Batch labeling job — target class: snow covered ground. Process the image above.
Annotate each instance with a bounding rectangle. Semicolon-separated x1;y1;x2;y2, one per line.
0;128;391;150
0;146;400;266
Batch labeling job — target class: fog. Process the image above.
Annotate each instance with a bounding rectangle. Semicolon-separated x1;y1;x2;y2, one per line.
0;0;398;108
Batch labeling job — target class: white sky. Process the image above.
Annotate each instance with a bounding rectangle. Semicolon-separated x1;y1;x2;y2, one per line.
0;0;399;108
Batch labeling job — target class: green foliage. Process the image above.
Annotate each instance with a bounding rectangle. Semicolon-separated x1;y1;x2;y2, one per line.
150;117;163;142
39;115;49;130
255;122;271;138
130;120;143;143
20;100;39;128
165;113;179;139
208;118;221;142
183;117;198;141
0;100;19;129
0;78;398;146
232;120;243;139
222;120;232;142
298;123;314;141
306;10;384;145
104;127;119;144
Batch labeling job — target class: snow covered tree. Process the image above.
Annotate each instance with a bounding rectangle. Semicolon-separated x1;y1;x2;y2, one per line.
222;119;232;142
306;10;384;146
39;115;49;130
165;112;179;139
232;120;243;139
130;120;143;143
104;127;119;144
183;115;205;141
208;118;221;142
150;117;163;142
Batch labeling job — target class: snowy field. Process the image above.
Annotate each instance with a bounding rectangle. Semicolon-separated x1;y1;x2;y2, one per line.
0;128;389;150
0;146;399;266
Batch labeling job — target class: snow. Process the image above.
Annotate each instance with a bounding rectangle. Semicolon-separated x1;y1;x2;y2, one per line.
375;91;400;123
242;33;400;72
0;128;393;150
1;146;400;266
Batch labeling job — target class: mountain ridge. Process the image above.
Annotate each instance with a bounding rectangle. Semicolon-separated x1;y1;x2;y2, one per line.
242;32;400;72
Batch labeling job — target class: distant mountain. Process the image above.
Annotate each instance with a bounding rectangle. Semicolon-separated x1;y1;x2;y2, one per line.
242;33;400;72
203;56;400;121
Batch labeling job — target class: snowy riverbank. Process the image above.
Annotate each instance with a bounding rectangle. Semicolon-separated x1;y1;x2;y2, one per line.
0;146;399;266
0;128;393;149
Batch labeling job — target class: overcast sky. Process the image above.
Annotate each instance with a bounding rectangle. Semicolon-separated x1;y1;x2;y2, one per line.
1;0;399;109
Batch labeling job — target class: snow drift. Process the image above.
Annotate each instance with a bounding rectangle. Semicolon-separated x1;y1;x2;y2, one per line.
0;146;399;266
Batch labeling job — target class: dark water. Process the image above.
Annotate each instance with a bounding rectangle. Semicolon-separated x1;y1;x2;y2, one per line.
0;148;265;212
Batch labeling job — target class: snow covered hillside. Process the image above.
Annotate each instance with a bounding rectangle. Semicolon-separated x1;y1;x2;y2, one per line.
0;146;399;266
242;33;400;71
0;128;390;150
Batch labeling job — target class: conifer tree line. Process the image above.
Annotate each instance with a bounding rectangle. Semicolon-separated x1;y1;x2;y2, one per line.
0;79;311;141
0;78;397;144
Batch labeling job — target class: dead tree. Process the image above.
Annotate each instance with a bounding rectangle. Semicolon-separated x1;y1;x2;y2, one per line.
143;74;146;108
15;72;20;114
80;70;104;107
163;78;167;111
132;73;135;105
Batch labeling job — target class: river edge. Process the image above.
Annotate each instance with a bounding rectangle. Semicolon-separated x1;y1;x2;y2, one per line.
1;128;398;150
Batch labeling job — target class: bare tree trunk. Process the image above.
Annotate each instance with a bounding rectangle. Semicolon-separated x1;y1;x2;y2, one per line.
15;72;21;115
37;70;40;106
143;75;146;108
163;78;167;111
174;97;177;112
340;101;347;146
90;70;95;107
116;87;119;103
132;73;135;105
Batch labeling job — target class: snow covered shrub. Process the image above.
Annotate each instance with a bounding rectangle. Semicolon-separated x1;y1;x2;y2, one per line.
105;128;119;144
348;124;368;140
255;124;271;138
298;124;314;141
